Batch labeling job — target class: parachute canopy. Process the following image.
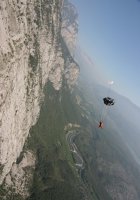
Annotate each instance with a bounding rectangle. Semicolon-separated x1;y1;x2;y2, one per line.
103;97;115;106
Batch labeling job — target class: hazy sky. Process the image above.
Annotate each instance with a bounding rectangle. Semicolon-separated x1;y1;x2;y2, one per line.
71;0;140;107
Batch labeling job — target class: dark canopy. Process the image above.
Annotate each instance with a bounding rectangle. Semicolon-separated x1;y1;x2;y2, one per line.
103;97;115;106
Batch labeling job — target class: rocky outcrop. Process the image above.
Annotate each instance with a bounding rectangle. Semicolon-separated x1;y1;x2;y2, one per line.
4;151;35;198
0;0;79;187
61;0;78;56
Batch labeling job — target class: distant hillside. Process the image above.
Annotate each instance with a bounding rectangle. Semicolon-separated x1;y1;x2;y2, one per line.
73;43;140;199
73;80;140;199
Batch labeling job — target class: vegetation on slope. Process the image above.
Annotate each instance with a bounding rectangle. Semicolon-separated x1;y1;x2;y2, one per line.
26;81;93;200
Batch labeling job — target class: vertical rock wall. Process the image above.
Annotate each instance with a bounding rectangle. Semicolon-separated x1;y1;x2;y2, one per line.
0;0;64;184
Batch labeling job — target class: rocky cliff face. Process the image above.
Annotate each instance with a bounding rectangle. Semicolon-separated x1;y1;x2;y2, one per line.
61;0;78;56
0;0;79;188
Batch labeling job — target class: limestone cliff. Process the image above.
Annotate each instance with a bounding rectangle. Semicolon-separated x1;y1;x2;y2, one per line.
61;0;78;56
0;0;79;189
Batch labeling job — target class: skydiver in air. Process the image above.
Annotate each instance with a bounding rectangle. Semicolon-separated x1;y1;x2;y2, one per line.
98;121;104;128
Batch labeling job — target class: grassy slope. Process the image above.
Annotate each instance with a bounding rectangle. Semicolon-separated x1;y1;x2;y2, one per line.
26;81;95;200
